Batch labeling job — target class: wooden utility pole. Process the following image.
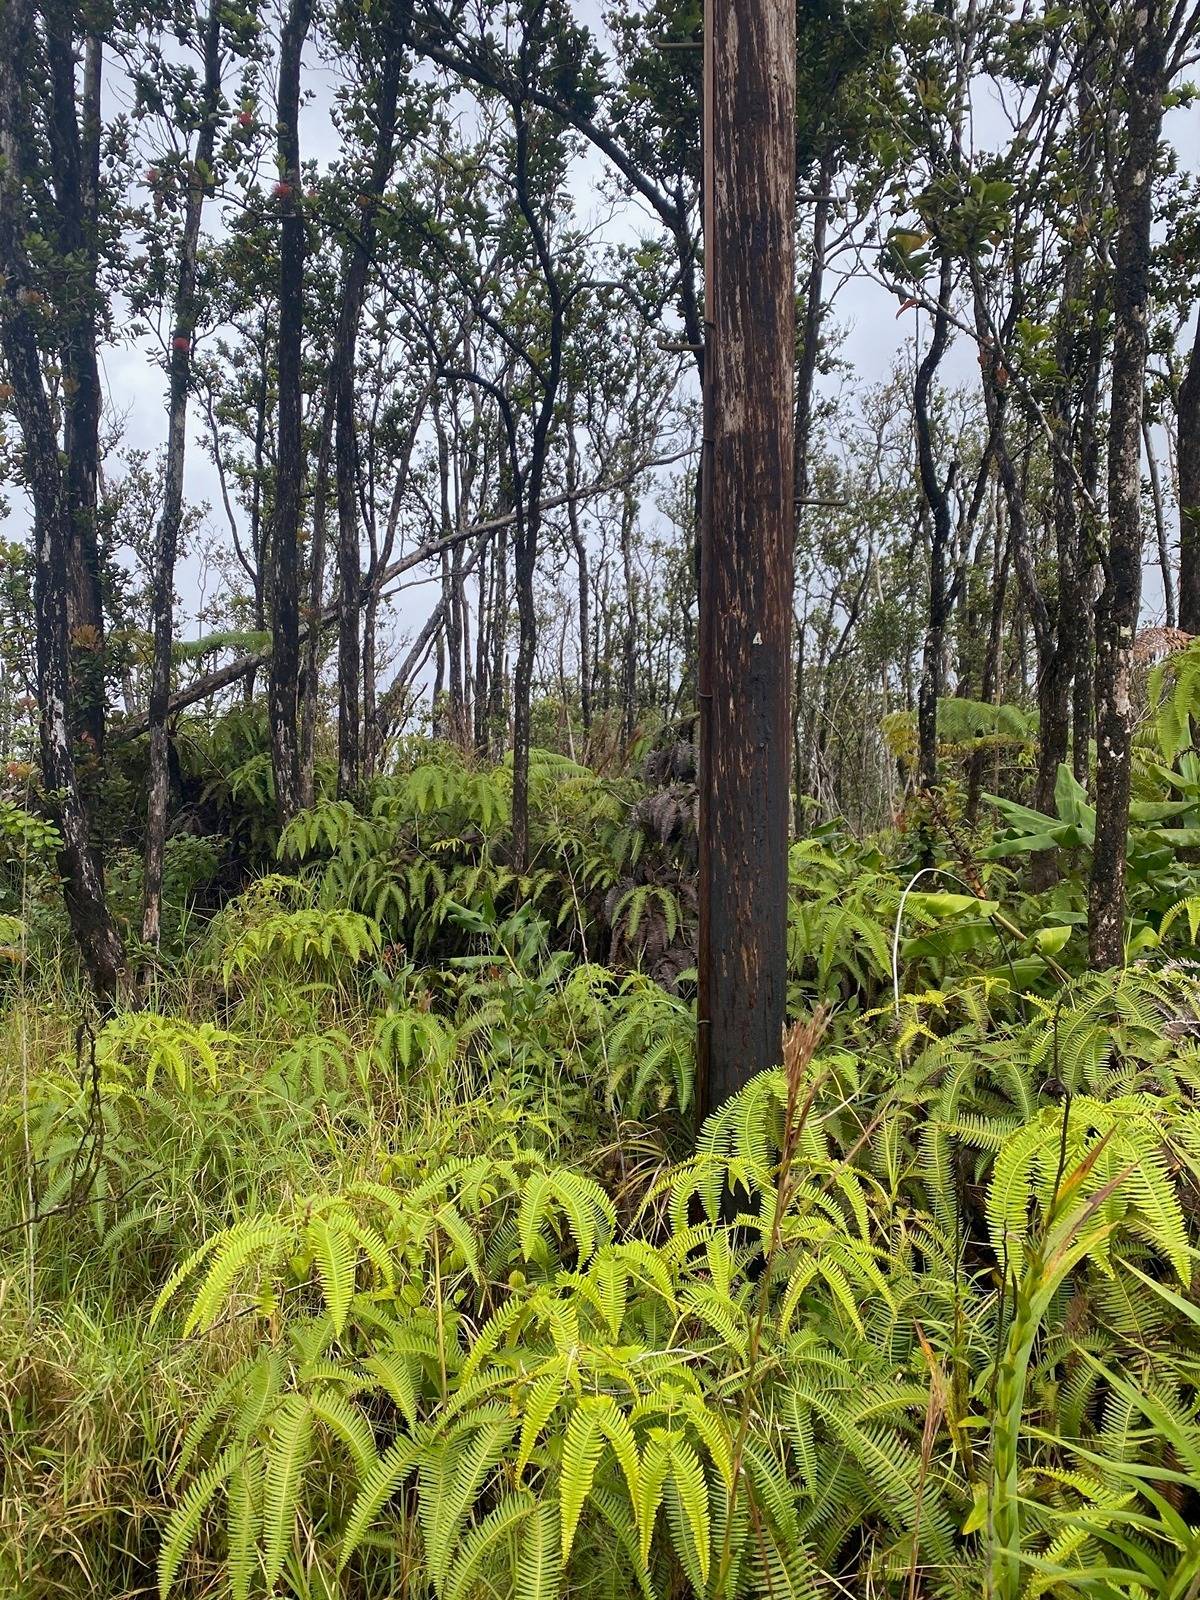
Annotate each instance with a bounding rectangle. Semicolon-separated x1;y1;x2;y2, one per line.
696;0;797;1119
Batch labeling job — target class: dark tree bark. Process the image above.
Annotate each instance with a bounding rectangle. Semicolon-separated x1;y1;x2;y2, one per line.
446;551;467;741
792;602;807;816
1043;232;1088;810
434;401;466;740
990;407;1066;881
507;105;564;871
1001;423;1060;799
1047;34;1104;795
914;253;955;796
564;413;592;732
215;345;272;704
1018;62;1101;820
618;484;638;743
44;6;107;763
357;371;432;768
143;0;221;949
457;559;473;736
0;0;124;1001
1088;6;1169;968
361;581;379;776
969;224;1075;854
695;0;795;1118
299;383;334;806
268;0;314;825
334;370;362;796
438;552;454;729
1179;306;1200;632
1073;291;1106;781
474;534;494;751
967;508;1010;822
332;39;405;795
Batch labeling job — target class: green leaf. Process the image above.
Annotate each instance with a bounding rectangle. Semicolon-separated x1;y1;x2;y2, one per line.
906;891;998;919
339;1437;422;1569
262;1395;313;1588
560;1403;605;1562
667;1437;710;1585
308;1215;356;1335
516;1499;561;1600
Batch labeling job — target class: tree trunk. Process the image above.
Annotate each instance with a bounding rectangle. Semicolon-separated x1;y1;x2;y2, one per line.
508;105;564;871
435;405;466;741
996;416;1061;823
696;0;795;1119
451;543;468;741
969;266;1060;836
44;12;107;765
458;564;473;738
1088;9;1167;969
510;525;536;866
565;417;592;732
915;255;955;795
362;584;379;777
0;0;124;1002
143;0;220;949
1073;293;1106;782
967;510;1010;823
268;0;314;825
244;357;269;703
372;532;489;745
487;519;508;759
474;539;493;752
333;43;402;793
1179;306;1200;632
619;484;638;743
299;384;334;806
1036;190;1093;831
1051;34;1102;792
335;366;362;796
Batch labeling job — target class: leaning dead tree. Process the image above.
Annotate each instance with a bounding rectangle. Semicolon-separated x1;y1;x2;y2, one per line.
695;0;796;1118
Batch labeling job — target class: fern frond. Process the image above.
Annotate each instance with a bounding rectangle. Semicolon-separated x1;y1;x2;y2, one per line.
261;1394;314;1589
158;1445;239;1600
442;1489;535;1600
338;1435;423;1569
560;1401;607;1562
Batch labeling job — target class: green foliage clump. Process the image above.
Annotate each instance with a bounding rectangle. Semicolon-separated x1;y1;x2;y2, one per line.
7;728;1200;1599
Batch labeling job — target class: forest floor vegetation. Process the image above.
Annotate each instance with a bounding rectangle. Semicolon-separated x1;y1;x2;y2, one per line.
6;675;1200;1599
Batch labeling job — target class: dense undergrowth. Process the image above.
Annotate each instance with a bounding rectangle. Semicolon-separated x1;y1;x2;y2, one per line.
7;653;1200;1597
